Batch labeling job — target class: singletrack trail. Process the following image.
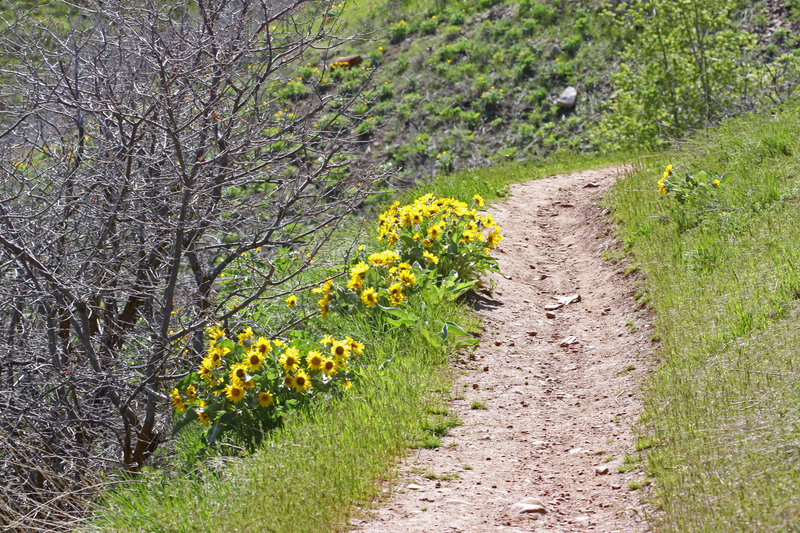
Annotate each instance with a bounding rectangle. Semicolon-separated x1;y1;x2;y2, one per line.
352;167;651;533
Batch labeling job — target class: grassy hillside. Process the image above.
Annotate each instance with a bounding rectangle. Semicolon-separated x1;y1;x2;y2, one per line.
326;0;800;186
337;0;624;185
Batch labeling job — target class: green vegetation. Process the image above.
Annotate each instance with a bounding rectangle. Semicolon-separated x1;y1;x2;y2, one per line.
324;0;800;184
92;301;465;532
336;0;625;184
609;102;800;530
5;0;800;530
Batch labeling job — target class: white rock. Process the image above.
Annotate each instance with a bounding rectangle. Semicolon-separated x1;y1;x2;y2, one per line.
510;497;547;514
556;86;578;108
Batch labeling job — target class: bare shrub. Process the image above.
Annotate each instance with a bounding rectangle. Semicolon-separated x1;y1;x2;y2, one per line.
0;1;378;529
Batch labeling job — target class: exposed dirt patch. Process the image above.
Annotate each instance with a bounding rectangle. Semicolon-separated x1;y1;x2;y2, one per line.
352;167;651;532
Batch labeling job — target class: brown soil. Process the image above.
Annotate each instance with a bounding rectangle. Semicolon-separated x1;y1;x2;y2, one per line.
351;167;652;533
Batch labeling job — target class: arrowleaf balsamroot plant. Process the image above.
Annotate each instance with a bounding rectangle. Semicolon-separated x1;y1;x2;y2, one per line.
171;193;503;451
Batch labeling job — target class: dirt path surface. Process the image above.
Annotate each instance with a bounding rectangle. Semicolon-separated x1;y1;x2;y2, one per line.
352;167;651;532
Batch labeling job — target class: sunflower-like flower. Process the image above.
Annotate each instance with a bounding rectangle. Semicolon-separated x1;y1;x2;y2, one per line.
170;388;186;413
345;336;365;355
398;270;416;287
293;370;312;392
388;282;405;306
486;229;503;249
658;164;673;195
427;223;444;240
286;294;297;308
185;385;197;401
321;358;338;377
279;347;301;372
206;326;225;346
245;350;264;372
346;275;363;291
225;382;245;403
257;391;274;407
368;250;399;266
237;326;254;346
208;344;230;366
350;261;370;277
253;337;271;356
331;340;350;362
319;335;335;347
306;350;325;371
198;359;214;383
422;251;439;265
229;363;248;383
361;287;378;307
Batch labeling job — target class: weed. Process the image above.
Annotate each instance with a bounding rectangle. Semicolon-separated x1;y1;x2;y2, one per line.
618;454;640;473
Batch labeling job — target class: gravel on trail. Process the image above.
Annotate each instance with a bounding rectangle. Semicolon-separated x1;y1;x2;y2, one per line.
352;167;651;533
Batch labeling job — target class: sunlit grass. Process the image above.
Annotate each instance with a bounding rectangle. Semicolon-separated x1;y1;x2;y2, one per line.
609;102;800;531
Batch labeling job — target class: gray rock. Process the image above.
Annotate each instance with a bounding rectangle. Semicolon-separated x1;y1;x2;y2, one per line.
556;86;578;108
559;336;579;347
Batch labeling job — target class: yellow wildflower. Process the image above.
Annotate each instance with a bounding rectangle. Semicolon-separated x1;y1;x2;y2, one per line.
346;337;365;355
322;358;338;377
331;341;350;362
306;350;325;371
229;363;248;383
293;370;312;392
388;282;405;306
280;347;301;372
170;388;186;413
253;337;271;356
257;391;274;407
486;230;503;249
237;327;253;346
225;382;245;403
423;251;439;265
361;287;378;306
245;350;264;372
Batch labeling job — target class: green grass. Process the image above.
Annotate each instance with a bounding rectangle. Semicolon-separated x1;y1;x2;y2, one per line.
89;296;473;533
609;101;800;531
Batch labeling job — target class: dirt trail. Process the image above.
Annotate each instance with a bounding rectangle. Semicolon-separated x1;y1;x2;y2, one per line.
352;167;651;533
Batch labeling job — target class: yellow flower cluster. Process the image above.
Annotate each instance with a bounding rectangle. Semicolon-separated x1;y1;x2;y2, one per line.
303;193;503;319
174;326;361;438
